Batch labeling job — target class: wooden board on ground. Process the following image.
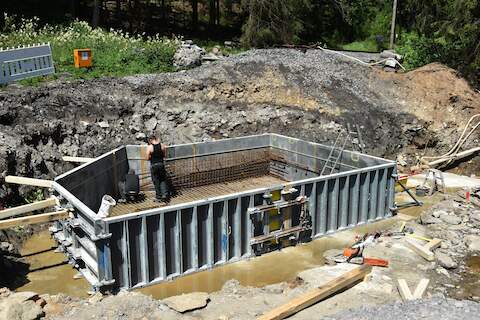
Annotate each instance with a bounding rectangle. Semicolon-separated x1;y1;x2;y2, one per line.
5;176;53;188
404;238;434;261
396;213;417;221
0;210;69;230
62;156;94;163
397;279;413;301
424;238;442;251
0;197;58;220
257;265;372;320
413;278;430;299
397;278;430;301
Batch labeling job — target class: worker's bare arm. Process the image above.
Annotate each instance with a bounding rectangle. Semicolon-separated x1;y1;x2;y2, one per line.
146;144;153;160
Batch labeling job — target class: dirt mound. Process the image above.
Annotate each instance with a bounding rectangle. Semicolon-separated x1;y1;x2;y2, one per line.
381;62;480;127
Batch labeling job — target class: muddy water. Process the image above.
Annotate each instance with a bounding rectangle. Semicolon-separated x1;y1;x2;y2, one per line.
139;219;396;299
16;232;90;298
452;255;480;300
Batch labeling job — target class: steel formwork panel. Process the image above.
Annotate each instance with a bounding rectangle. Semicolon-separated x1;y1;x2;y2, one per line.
52;134;397;291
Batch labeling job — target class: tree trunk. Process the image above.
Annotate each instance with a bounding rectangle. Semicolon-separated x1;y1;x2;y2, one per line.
215;0;220;25
116;0;121;21
191;0;198;27
209;0;216;27
0;5;4;31
92;0;101;27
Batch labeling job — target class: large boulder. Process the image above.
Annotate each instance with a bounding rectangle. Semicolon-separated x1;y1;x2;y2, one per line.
173;41;206;69
435;251;457;269
440;213;462;225
465;235;480;252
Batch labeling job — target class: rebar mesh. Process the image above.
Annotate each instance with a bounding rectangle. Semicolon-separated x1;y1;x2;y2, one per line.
165;148;278;189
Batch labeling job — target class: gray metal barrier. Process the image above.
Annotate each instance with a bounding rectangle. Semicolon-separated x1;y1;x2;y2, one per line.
0;43;55;84
51;134;397;291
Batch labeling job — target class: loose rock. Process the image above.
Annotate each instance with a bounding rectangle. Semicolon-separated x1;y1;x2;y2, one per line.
163;292;210;313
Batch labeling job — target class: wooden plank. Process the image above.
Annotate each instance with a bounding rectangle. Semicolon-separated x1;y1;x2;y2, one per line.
5;176;53;188
257;265;372;320
62;156;94;163
405;238;434;261
396;213;417;221
397;279;413;301
425;238;442;251
0;210;69;230
0;197;58;220
413;278;430;299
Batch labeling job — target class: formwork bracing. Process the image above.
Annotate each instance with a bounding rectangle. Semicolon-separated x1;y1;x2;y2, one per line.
49;133;397;291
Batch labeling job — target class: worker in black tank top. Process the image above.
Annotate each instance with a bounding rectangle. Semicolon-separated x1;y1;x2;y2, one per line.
147;134;169;202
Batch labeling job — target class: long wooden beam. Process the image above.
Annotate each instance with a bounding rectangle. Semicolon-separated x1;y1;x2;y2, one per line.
0;210;69;230
5;176;53;188
62;156;94;163
257;265;372;320
0;197;58;220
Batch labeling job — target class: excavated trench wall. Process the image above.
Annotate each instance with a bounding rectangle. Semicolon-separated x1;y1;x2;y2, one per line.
50;134;396;290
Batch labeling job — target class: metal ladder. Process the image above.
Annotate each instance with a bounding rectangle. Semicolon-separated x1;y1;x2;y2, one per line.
320;132;350;176
347;123;366;153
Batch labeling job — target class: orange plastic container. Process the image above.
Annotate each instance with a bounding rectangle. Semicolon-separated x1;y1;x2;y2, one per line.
74;49;92;68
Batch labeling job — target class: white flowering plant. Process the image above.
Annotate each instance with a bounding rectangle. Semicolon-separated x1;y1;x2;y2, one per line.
0;15;180;82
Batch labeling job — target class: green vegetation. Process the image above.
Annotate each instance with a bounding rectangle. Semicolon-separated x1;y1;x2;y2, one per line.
1;0;478;87
0;16;179;81
342;40;379;53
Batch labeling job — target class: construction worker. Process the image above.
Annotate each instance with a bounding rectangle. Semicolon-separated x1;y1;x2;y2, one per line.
146;134;169;202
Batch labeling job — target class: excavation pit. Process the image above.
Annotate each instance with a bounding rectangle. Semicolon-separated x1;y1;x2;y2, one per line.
50;133;396;291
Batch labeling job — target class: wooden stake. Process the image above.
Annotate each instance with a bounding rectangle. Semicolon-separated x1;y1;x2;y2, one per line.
62;156;94;163
257;265;372;320
0;197;58;220
0;210;69;230
5;176;53;188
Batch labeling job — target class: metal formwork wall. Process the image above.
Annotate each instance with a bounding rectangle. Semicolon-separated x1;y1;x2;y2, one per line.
52;134;397;291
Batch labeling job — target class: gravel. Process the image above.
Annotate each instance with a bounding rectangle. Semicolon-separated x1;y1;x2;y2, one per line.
324;297;480;320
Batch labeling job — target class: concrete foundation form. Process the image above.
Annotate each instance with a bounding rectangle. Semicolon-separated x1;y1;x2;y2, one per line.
50;134;397;291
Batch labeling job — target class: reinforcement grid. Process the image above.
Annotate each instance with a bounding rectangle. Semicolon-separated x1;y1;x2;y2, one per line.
165;148;276;189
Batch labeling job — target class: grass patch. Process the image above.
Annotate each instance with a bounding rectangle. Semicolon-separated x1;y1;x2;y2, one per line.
341;39;379;52
0;16;180;83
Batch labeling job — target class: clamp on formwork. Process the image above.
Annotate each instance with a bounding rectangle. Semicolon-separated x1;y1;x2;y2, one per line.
248;188;312;255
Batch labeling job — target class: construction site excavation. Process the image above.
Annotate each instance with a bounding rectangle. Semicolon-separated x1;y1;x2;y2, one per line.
50;133;396;291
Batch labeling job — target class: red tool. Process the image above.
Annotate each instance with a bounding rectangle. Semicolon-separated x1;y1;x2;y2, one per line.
363;257;389;267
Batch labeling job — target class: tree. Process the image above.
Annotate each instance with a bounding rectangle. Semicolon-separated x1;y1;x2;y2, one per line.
92;0;101;27
241;0;310;47
191;0;198;27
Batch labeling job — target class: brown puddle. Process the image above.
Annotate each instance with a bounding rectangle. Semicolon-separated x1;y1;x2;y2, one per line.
451;255;480;300
16;232;90;298
138;218;396;299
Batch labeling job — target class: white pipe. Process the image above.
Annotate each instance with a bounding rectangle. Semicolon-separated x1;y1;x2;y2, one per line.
428;147;480;166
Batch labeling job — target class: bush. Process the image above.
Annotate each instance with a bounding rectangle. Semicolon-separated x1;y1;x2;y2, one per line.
0;15;180;81
396;32;443;70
